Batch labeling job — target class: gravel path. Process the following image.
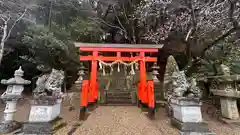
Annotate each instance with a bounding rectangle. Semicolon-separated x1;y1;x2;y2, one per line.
76;106;170;135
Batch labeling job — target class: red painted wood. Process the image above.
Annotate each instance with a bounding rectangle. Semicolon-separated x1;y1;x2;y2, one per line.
139;52;148;104
94;82;99;101
147;81;155;108
88;51;98;103
117;52;121;57
80;47;158;52
138;83;142;102
79;46;158;106
80;80;89;107
80;56;157;62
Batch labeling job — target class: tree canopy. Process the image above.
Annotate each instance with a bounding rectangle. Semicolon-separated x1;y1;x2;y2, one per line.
0;0;240;85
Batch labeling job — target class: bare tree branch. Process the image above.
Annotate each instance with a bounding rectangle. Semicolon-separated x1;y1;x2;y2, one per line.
89;17;125;32
228;0;239;28
122;3;129;24
4;8;27;42
201;27;237;57
112;5;127;33
185;27;193;41
0;16;6;22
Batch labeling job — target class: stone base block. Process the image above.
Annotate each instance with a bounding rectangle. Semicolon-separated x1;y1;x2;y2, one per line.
88;101;98;112
171;118;214;134
22;122;53;134
171;97;202;123
180;132;216;135
219;117;240;125
220;98;239;120
29;103;61;122
79;107;90;121
0;121;21;134
156;100;166;108
22;117;63;134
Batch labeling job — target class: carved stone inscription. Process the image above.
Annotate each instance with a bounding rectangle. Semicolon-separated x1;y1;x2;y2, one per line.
29;106;51;122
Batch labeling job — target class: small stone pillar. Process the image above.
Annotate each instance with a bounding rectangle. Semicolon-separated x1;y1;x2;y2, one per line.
0;66;31;134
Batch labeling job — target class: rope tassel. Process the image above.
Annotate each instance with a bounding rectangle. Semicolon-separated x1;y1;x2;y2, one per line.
102;66;106;76
135;62;139;70
110;66;114;75
99;61;103;70
130;64;135;75
117;62;120;72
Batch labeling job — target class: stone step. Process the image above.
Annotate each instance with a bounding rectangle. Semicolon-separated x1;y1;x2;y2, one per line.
156;100;167;107
106;100;133;104
105;103;134;106
106;92;132;96
106;98;133;104
105;91;134;104
107;96;131;100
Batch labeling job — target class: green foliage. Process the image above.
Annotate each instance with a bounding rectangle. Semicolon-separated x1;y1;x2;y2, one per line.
185;39;240;77
69;17;104;42
22;25;79;70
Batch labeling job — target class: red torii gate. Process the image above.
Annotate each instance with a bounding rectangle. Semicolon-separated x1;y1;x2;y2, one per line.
76;43;163;118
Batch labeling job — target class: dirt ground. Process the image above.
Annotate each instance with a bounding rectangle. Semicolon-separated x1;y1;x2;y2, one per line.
1;93;240;135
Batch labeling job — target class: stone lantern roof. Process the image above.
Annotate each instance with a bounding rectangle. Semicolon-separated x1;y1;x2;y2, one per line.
1;66;31;85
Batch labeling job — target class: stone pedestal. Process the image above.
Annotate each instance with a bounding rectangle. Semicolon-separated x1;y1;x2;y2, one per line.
22;117;63;135
29;103;61;122
22;98;63;134
220;98;239;120
0;96;22;134
211;90;240;121
170;97;215;135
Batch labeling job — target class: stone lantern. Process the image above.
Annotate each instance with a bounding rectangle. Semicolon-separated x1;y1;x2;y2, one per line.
151;62;160;83
0;66;31;133
208;64;240;122
75;63;85;89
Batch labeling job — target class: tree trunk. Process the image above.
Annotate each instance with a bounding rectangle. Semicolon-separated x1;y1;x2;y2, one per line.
0;22;8;66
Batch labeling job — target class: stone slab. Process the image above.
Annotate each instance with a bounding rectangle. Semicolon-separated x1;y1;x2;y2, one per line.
29;103;61;122
180;132;216;135
211;90;240;98
0;121;21;134
219;117;240;125
22;117;62;134
172;104;202;123
171;118;211;132
170;97;201;106
22;122;53;134
156;100;166;107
